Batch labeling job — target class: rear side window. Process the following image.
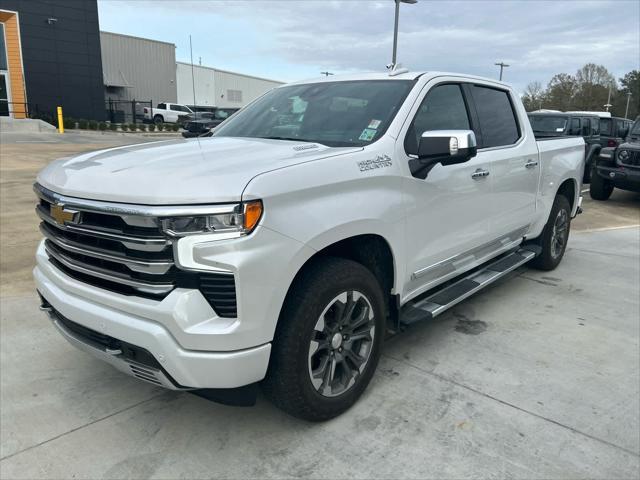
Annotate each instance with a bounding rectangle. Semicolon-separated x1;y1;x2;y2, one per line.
470;86;520;148
581;118;591;136
599;118;612;136
570;118;581;135
157;103;166;109
590;118;599;135
404;84;470;154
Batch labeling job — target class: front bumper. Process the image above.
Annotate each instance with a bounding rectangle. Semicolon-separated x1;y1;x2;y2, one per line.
595;164;640;191
34;247;271;389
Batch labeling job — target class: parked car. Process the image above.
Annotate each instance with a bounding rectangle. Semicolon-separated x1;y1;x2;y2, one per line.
590;116;640;200
598;116;633;149
528;111;601;182
143;102;194;124
34;71;585;421
180;108;239;138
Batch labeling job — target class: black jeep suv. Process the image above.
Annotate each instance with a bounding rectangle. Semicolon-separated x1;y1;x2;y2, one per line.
590;116;640;200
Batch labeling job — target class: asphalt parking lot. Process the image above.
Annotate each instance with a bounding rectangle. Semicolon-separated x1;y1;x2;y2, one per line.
1;131;639;479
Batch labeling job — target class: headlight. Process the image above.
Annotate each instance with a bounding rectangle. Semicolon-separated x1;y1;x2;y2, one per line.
618;149;630;162
161;200;263;237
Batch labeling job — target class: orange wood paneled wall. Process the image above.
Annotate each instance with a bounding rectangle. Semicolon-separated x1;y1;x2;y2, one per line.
0;10;27;119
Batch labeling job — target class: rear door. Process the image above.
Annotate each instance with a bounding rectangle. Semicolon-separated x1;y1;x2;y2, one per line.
469;84;539;238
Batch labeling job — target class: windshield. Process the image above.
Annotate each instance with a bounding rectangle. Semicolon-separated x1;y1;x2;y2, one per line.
528;115;568;133
630;120;640;138
213;80;414;147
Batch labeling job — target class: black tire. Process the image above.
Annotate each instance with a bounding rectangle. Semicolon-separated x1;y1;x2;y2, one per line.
590;170;613;200
153;115;164;125
530;194;571;271
262;257;385;421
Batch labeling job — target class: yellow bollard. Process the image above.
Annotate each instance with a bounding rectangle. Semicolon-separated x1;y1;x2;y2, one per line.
57;106;64;134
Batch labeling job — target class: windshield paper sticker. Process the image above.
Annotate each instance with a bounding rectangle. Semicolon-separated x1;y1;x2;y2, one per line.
359;128;377;141
368;119;382;129
357;154;392;172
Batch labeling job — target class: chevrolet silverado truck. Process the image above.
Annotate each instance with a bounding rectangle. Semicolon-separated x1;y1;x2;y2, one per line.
143;102;193;124
590;116;640;200
34;72;585;421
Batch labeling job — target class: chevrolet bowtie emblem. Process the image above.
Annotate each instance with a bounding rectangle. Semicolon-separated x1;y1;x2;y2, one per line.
50;203;80;225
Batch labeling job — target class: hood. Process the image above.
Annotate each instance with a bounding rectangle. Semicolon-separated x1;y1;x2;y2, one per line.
37;137;360;204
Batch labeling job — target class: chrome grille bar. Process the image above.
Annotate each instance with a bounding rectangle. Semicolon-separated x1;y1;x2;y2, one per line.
45;243;174;296
36;205;170;252
40;223;173;275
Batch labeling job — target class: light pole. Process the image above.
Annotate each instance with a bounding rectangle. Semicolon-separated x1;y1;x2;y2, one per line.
625;92;632;119
495;62;510;81
390;0;417;69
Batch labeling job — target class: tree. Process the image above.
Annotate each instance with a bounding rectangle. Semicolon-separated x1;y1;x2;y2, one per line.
573;64;616;111
613;70;640;119
522;81;546;111
544;74;578;111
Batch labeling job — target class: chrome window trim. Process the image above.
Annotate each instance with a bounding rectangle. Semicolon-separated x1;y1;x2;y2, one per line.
34;183;238;218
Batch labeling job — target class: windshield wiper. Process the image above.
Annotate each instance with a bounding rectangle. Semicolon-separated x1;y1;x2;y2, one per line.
259;136;316;143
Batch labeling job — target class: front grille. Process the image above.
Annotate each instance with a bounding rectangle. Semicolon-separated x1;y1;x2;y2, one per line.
619;150;640;167
35;184;237;317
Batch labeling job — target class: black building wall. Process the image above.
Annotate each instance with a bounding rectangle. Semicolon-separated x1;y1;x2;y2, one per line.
0;0;105;120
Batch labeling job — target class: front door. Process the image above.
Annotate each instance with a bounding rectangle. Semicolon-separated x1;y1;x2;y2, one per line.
400;82;492;300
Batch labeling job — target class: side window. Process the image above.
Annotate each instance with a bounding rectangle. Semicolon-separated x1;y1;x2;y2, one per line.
470;86;520;148
590;118;598;136
570;118;581;135
581;118;590;136
404;84;470;154
157;103;166;110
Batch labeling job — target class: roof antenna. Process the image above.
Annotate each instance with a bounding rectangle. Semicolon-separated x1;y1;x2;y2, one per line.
189;35;197;112
388;63;409;76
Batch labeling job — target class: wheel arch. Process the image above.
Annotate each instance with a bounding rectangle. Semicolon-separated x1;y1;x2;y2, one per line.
280;233;399;325
556;177;578;213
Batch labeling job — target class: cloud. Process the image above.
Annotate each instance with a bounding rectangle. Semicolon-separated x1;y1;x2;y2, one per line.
98;0;640;92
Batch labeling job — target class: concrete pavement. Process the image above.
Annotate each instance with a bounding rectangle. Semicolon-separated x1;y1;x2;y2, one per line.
1;227;638;479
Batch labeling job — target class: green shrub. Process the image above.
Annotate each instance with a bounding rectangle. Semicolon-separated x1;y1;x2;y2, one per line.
78;119;88;129
129;123;138;132
120;123;128;132
109;122;118;131
147;123;155;132
98;122;107;131
171;124;180;132
88;120;98;130
63;117;76;129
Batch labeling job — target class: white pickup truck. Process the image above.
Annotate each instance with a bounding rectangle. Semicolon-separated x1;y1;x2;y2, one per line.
143;102;193;124
34;72;584;421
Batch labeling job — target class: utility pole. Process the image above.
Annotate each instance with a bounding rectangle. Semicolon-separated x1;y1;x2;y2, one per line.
625;92;632;119
390;0;417;69
320;71;334;77
604;84;613;112
495;62;510;81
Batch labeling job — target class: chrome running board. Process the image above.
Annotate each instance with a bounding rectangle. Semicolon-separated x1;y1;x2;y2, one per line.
400;247;538;326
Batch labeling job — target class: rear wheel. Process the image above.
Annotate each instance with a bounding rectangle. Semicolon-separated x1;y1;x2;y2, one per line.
590;169;614;200
262;257;385;421
153;115;164;125
530;194;571;271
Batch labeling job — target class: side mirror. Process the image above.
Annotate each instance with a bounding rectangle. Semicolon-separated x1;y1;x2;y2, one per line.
409;130;477;179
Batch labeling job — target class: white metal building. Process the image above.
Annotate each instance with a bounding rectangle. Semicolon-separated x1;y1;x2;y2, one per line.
176;62;283;109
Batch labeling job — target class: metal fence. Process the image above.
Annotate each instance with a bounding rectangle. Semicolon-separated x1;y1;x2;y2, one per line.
105;99;153;124
0;101;55;124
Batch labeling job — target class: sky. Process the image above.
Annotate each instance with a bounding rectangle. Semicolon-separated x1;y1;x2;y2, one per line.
97;0;640;93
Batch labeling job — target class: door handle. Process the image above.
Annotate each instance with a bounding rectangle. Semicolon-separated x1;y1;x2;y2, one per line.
471;168;490;179
525;160;539;169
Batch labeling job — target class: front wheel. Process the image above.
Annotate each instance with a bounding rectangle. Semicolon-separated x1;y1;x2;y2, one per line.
530;194;571;271
262;257;385;421
590;170;614;200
